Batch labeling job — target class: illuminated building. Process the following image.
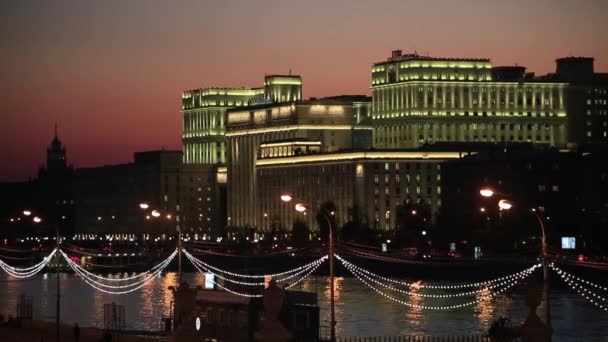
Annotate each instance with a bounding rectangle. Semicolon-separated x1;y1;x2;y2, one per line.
182;75;302;164
225;95;372;229
371;50;568;148
195;51;607;237
256;150;463;232
181;75;303;236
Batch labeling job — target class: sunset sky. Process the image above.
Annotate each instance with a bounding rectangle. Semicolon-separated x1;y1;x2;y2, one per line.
1;0;607;181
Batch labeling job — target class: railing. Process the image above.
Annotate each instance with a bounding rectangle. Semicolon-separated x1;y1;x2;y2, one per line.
324;336;497;342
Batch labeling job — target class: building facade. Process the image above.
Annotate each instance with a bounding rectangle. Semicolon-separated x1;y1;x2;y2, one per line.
552;57;608;146
182;75;303;165
256;151;463;233
371;50;568;149
225;95;371;229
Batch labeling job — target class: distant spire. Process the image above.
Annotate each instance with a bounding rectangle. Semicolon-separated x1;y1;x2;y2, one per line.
54;122;58;139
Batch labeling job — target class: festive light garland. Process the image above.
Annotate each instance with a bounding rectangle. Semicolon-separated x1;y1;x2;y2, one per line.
552;265;608;311
341;261;528;310
61;250;176;290
62;251;177;295
341;258;538;298
551;265;608;292
185;252;326;298
187;252;327;286
60;249;176;282
336;254;540;290
183;249;325;279
0;249;57;278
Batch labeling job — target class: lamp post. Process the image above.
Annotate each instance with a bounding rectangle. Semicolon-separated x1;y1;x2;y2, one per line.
140;203;180;281
56;226;61;342
282;194;336;342
480;188;551;340
25;210;61;342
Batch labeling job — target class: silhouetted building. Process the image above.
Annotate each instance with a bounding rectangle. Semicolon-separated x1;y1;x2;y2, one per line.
438;143;608;255
553;57;608;146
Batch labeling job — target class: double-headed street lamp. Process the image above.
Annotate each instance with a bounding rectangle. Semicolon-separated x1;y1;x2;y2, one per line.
281;193;336;342
21;209;61;342
139;203;180;280
480;188;551;340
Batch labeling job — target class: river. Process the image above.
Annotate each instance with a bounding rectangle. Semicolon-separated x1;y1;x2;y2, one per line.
1;272;607;340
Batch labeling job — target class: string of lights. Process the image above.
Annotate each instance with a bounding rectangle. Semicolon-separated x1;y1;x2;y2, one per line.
63;252;177;295
551;265;608;292
183;249;326;279
61;250;176;289
185;252;325;298
342;258;538;298
60;249;177;282
186;246;309;258
552;266;608;311
336;254;540;290
341;259;525;310
0;249;57;278
187;253;327;286
65;258;168;290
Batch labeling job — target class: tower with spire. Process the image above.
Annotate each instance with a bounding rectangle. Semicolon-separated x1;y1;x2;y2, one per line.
46;123;67;171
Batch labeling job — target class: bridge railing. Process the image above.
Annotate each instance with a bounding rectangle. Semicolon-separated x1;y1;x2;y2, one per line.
321;335;509;342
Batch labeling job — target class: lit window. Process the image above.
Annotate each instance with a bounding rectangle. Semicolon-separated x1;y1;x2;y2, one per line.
552;185;559;192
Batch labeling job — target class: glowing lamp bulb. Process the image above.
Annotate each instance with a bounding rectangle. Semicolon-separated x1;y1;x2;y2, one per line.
295;203;307;213
498;199;513;210
139;203;149;209
280;194;293;202
480;189;494;197
33;216;42;223
151;210;161;217
23;210;32;216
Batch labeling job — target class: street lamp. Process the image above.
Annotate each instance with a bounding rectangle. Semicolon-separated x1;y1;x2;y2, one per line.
498;199;513;210
139;203;181;280
479;188;494;197
280;194;294;202
480;188;551;339
24;210;60;341
281;193;336;342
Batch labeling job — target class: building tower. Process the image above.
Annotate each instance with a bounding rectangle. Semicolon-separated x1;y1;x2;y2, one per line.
47;124;68;171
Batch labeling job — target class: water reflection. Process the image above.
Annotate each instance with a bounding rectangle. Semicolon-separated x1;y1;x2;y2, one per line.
403;281;424;335
474;286;495;322
0;273;606;338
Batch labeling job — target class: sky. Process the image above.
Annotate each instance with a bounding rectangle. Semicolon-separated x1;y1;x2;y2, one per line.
1;0;607;181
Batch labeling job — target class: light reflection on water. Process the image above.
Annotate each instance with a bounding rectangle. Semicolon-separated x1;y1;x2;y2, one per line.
0;273;607;339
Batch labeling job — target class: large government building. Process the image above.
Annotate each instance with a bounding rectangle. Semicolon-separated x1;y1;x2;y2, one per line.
371;51;568;148
178;50;608;237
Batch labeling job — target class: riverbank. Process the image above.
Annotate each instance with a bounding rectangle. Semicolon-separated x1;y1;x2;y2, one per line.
0;320;166;341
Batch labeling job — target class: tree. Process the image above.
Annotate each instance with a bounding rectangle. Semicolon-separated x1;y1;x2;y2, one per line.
315;201;337;241
291;220;309;247
394;202;431;249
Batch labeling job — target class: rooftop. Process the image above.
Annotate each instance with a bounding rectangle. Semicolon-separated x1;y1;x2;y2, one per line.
375;51;491;66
